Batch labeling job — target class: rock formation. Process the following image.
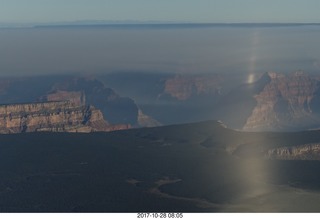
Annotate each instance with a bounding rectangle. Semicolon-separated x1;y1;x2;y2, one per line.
163;74;223;101
44;90;86;106
0;75;159;129
2;72;320;132
0;100;128;134
266;143;320;160
243;71;320;131
137;109;161;127
50;77;151;127
52;77;162;128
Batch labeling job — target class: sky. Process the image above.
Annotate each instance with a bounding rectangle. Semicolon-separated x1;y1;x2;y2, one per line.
0;0;320;24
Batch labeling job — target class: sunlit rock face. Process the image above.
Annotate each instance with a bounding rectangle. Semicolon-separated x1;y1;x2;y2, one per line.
243;71;320;131
0;101;129;133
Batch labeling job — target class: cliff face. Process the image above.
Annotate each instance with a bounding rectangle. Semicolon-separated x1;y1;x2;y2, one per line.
3;72;320;132
0;101;120;133
51;77;142;126
102;72;246;124
163;74;223;101
243;72;320;131
0;76;156;129
266;143;320;160
44;90;86;106
137;109;162;127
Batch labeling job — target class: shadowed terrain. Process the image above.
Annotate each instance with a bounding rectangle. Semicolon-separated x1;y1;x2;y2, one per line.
1;121;320;212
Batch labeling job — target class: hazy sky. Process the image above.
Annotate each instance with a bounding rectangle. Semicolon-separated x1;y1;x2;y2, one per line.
1;26;320;76
0;0;320;24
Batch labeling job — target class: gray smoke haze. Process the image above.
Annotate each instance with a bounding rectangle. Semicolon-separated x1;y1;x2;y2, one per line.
0;25;320;76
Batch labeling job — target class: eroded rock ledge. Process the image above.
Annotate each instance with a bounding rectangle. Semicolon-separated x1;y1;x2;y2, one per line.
266;143;320;160
0;101;129;133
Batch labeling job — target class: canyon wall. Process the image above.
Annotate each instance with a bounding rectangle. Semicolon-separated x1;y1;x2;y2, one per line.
0;101;125;133
163;74;223;101
266;143;320;160
243;72;320;131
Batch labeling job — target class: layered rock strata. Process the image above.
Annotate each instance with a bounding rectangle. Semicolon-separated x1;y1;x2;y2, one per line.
266;143;320;160
243;71;320;131
164;74;222;101
0;101;126;133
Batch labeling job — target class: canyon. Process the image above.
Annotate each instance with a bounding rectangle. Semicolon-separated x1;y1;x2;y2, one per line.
1;71;320;133
0;76;160;134
103;71;320;131
155;71;320;131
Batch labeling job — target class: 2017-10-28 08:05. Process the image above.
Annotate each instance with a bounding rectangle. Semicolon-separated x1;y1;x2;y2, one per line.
137;213;183;218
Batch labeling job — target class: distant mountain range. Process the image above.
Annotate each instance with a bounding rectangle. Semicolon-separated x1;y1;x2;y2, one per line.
2;22;320;29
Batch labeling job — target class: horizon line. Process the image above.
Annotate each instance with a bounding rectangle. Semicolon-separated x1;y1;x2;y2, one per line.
1;22;320;29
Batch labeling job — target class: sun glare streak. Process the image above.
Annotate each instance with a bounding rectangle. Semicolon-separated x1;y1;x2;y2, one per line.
221;155;273;212
247;73;255;84
247;30;260;84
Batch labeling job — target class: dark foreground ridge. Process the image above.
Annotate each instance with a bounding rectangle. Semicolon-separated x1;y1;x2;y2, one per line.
1;120;320;212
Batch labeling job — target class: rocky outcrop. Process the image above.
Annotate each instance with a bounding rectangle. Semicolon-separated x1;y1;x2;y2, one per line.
266;143;320;160
243;71;320;131
163;74;222;101
51;77;141;126
137;109;161;127
4;72;320;132
43;90;86;106
0;75;155;129
0;101;124;133
49;77;160;128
